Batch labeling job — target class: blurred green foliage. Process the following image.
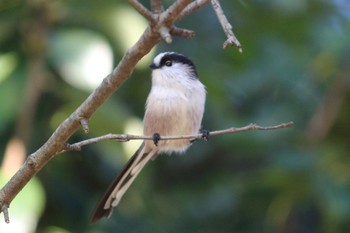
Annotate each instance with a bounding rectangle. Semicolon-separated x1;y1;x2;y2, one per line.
1;0;350;232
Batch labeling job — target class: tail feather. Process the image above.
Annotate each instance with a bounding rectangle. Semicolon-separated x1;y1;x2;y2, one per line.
90;143;155;223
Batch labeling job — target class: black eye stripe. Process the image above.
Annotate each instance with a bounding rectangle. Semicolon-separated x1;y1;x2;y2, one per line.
160;53;193;68
159;53;198;77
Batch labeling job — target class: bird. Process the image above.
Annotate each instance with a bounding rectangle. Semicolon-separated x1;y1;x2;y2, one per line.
90;52;207;223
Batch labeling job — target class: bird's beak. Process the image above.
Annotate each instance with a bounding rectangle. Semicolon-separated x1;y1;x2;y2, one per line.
149;63;158;69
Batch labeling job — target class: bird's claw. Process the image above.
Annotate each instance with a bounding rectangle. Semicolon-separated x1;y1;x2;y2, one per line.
190;129;210;143
153;133;161;146
201;129;210;142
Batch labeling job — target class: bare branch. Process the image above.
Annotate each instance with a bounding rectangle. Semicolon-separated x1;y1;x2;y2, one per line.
162;0;193;24
79;117;89;134
128;0;154;22
178;0;210;20
159;26;173;43
153;0;192;43
210;0;242;52
1;204;9;223
151;0;164;13
171;26;196;38
63;142;81;151
62;122;294;152
209;121;293;136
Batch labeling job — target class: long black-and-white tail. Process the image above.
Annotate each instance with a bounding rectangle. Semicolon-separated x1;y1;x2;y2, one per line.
90;143;155;223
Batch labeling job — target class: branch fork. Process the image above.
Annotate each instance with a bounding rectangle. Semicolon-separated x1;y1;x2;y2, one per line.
129;0;242;50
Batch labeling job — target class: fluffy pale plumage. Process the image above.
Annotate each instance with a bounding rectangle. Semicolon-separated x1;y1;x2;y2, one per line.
90;52;206;223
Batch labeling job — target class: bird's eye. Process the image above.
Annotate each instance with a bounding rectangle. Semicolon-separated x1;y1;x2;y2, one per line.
165;60;172;66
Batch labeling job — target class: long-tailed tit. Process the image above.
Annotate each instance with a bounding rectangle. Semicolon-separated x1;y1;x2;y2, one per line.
90;52;206;223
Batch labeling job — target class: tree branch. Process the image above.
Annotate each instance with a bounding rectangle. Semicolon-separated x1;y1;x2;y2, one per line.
79;117;90;134
159;25;173;43
62;122;294;152
154;0;193;43
171;26;196;38
128;0;155;22
1;204;9;224
210;0;242;51
178;0;210;20
151;0;164;13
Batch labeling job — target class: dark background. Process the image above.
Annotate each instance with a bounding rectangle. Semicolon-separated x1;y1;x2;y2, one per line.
1;0;350;232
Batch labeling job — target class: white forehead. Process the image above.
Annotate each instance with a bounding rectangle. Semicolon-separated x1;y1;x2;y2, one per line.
152;52;173;66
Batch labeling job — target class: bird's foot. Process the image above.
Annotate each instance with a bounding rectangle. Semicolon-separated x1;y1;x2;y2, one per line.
152;133;161;146
190;129;210;143
201;129;210;142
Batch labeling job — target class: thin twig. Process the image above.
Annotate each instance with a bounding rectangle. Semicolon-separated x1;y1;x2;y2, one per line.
128;0;155;22
171;26;196;38
151;0;163;13
209;121;293;136
178;0;210;20
155;0;192;43
2;204;9;223
210;0;242;52
62;122;294;152
79;117;89;134
159;26;173;43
